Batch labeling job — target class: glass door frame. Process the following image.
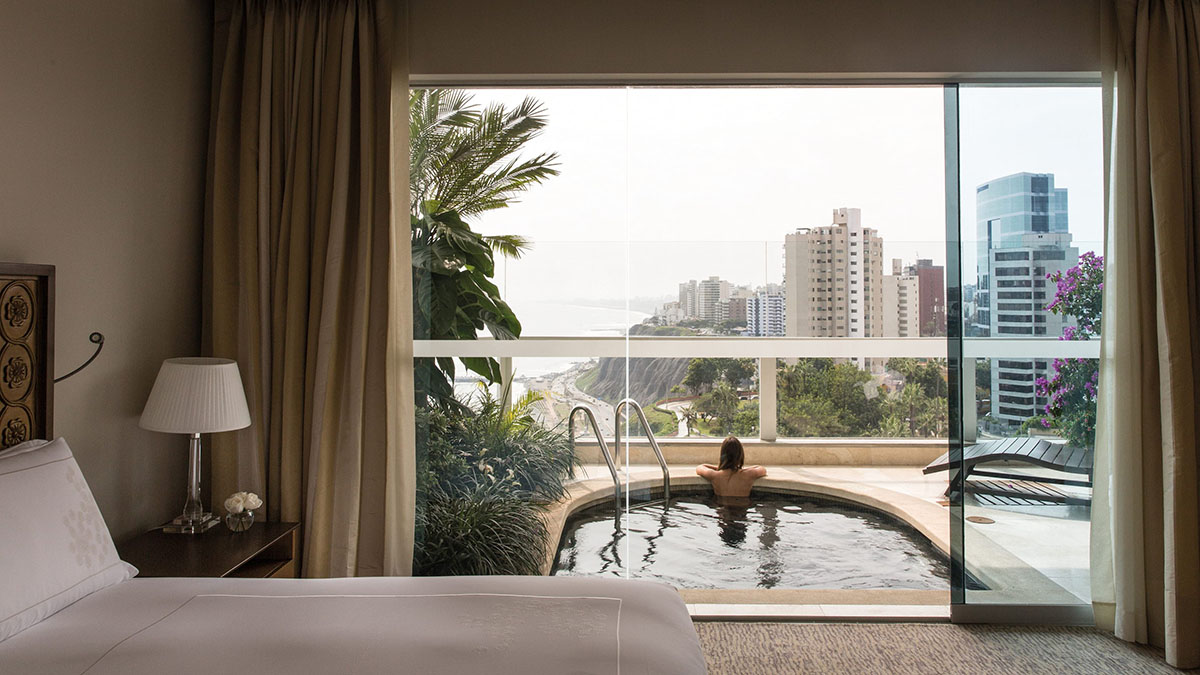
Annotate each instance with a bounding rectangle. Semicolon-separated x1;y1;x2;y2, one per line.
944;82;1097;625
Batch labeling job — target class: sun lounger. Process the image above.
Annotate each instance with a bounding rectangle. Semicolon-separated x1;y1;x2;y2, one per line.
924;437;1093;505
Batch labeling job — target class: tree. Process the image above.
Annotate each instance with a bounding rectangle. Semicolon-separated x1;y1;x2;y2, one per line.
718;358;756;389
881;383;947;438
778;394;847;437
696;381;740;434
886;357;948;398
714;319;746;335
682;359;720;395
1028;252;1103;447
409;89;560;409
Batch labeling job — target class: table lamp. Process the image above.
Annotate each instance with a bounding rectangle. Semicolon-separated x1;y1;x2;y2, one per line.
139;357;251;533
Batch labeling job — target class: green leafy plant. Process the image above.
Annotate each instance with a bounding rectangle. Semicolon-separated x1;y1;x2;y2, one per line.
409;89;559;409
413;385;578;576
412;208;522;409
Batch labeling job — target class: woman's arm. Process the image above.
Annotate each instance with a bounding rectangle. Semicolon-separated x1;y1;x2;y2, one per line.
696;465;716;478
748;465;767;478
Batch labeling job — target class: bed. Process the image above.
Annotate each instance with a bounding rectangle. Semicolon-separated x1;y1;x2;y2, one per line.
0;574;703;674
0;438;705;675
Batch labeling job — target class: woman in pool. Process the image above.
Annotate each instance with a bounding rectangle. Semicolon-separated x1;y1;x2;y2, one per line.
696;436;766;498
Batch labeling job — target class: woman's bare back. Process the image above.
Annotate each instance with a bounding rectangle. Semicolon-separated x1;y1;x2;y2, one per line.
696;464;767;497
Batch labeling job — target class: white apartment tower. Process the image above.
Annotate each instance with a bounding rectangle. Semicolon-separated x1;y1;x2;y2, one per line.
697;276;731;322
883;259;921;337
746;291;786;337
784;208;885;338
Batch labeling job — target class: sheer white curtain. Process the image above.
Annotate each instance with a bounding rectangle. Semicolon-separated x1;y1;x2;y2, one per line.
1094;0;1200;668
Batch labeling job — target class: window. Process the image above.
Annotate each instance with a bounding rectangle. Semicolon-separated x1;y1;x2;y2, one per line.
408;83;1102;610
995;251;1029;261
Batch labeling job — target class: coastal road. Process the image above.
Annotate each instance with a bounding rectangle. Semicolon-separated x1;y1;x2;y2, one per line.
520;363;615;436
661;399;695;437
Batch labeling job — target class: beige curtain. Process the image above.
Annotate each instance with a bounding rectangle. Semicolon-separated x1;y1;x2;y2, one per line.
203;0;415;577
1094;0;1200;668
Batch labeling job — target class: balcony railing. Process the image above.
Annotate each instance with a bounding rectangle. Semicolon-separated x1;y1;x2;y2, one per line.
414;336;1100;443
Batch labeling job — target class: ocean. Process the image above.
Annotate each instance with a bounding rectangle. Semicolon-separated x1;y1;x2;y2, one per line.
452;300;650;400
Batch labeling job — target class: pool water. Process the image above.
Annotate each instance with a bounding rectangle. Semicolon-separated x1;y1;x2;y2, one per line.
551;491;953;590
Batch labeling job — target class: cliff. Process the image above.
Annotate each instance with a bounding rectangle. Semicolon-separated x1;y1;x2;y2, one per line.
579;357;689;406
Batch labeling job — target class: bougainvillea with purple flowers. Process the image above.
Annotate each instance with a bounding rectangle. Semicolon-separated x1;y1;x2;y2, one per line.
1027;252;1103;447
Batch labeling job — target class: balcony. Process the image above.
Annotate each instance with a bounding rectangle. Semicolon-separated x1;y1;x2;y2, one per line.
415;335;1099;608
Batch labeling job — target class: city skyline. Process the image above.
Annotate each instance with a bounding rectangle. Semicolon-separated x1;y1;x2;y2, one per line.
461;87;1100;314
652;206;946;340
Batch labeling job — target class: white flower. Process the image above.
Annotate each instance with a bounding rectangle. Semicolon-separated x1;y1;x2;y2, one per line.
224;493;245;514
243;492;263;510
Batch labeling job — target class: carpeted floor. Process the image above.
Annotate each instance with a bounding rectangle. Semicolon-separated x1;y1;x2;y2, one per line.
694;622;1188;674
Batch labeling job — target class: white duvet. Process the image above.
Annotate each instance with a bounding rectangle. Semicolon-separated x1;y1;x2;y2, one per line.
0;576;705;675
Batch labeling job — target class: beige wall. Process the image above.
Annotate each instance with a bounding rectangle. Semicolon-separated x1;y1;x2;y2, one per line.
410;0;1102;81
0;1;211;541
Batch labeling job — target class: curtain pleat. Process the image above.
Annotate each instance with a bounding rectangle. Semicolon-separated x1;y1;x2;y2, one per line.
203;0;414;577
1096;0;1200;667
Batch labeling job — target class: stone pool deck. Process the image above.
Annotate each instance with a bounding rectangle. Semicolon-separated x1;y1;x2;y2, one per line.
541;461;1090;611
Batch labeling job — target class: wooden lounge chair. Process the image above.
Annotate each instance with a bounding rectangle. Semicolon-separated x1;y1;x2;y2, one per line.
924;437;1093;505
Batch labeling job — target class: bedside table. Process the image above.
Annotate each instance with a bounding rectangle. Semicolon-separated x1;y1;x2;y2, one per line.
118;521;300;578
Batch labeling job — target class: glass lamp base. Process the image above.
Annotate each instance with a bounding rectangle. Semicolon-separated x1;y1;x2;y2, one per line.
163;512;219;534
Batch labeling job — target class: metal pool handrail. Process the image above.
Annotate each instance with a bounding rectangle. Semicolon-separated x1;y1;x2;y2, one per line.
613;398;671;504
568;405;621;510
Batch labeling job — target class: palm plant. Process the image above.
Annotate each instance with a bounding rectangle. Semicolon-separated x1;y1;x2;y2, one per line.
409;89;560;409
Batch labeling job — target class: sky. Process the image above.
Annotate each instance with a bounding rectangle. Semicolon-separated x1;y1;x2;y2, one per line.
455;86;1103;317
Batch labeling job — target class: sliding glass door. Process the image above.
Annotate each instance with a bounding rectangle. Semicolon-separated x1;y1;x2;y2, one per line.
947;84;1102;620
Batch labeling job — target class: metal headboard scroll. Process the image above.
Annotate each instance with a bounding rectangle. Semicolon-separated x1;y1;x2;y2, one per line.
54;332;104;383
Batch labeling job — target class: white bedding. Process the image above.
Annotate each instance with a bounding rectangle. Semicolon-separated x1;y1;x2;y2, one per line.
0;575;705;675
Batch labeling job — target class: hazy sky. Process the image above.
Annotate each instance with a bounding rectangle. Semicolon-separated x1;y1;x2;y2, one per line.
461;86;1103;311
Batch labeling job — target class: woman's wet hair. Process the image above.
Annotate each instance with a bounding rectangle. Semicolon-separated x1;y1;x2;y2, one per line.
718;436;745;472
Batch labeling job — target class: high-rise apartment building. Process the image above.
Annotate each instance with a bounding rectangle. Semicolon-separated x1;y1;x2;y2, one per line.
908;259;946;336
678;280;698;319
723;297;748;324
883;259;920;337
784;208;885;338
746;291;786;337
976;172;1078;424
697;276;731;322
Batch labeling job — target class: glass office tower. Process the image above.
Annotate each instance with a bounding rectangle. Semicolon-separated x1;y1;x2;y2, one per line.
975;173;1077;425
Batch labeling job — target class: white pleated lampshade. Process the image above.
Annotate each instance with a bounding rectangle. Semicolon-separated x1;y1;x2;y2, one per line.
139;358;251;434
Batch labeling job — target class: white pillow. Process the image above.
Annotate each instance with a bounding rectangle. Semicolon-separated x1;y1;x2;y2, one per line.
0;438;136;642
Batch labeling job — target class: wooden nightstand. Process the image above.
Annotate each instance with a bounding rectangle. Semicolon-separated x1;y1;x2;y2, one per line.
118;521;300;578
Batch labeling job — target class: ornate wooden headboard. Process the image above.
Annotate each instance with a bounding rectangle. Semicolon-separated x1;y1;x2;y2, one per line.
0;263;54;450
